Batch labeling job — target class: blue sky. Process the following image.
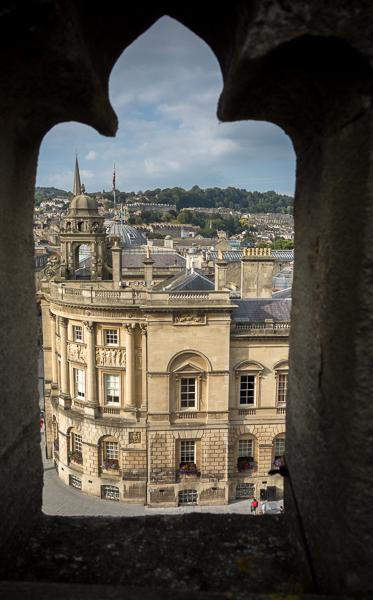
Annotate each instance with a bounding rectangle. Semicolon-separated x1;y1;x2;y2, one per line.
37;17;295;195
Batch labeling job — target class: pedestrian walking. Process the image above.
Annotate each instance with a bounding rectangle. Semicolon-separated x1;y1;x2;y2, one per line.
250;498;258;514
261;501;267;514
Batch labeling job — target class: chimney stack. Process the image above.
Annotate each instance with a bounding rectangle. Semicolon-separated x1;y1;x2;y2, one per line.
214;249;228;290
240;247;275;298
143;246;154;288
111;236;122;284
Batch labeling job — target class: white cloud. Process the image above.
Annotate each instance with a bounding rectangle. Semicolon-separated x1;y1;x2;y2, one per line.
85;150;97;161
37;16;295;195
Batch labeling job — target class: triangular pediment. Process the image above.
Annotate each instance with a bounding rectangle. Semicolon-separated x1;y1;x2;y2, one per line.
173;362;204;374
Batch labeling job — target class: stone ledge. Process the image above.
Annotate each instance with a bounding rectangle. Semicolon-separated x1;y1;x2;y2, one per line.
0;582;366;600
1;514;313;596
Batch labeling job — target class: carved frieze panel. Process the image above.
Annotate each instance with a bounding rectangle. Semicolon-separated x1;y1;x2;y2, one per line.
96;347;126;367
173;313;206;325
129;431;141;444
68;342;87;363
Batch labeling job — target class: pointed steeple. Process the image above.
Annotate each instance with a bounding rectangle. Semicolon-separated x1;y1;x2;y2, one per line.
73;155;82;196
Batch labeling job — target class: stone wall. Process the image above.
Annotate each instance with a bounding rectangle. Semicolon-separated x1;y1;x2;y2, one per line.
0;1;372;595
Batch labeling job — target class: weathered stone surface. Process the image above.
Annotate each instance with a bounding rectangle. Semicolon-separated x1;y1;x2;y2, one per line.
3;514;311;596
0;1;372;596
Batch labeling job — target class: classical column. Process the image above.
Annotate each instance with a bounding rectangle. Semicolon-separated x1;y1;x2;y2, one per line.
140;324;147;411
83;321;97;413
50;311;58;386
125;323;136;411
59;317;70;408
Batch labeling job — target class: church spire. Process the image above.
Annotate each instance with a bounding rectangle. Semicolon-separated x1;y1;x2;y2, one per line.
73;154;82;196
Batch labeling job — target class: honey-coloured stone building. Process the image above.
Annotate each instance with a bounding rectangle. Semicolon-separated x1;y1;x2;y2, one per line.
40;173;289;506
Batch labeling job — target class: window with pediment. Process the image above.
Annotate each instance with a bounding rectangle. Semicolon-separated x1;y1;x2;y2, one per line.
174;363;204;411
234;361;264;408
274;361;289;407
168;352;210;413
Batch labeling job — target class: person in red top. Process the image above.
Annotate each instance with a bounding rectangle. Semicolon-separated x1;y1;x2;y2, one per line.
250;498;258;514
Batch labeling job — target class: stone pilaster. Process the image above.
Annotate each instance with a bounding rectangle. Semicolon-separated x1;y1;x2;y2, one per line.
140;324;147;411
83;320;98;417
59;317;71;408
125;323;136;416
50;311;58;386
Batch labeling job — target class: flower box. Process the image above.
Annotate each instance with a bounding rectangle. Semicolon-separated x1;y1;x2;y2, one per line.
237;457;255;472
69;450;83;465
178;462;200;476
102;459;119;471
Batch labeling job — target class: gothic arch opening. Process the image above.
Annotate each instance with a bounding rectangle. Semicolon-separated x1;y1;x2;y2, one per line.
7;4;373;597
37;15;295;521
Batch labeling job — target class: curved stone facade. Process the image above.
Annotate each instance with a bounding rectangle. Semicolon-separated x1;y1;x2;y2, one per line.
41;286;288;506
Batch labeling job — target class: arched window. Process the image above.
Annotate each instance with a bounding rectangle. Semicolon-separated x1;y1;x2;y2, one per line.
100;436;120;474
68;428;83;465
273;434;286;468
168;351;210;413
237;437;256;472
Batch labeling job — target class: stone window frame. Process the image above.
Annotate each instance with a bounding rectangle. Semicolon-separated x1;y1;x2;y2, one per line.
99;435;121;474
67;427;83;466
104;328;119;346
74;367;86;399
73;324;83;343
103;371;121;406
101;485;120;501
180;439;195;465
273;433;286;467
174;364;204;412
236;435;257;473
273;360;289;407
234;361;264;408
178;489;198;505
180;376;197;409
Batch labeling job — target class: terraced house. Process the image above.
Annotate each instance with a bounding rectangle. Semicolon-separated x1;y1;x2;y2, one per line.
40;175;290;507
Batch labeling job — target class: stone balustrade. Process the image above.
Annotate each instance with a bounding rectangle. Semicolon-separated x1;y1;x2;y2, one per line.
47;282;231;308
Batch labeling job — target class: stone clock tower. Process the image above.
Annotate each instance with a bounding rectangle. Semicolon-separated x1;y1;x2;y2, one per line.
60;157;107;280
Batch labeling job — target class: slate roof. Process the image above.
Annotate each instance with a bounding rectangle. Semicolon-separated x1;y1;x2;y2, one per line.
232;298;291;322
154;269;214;292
